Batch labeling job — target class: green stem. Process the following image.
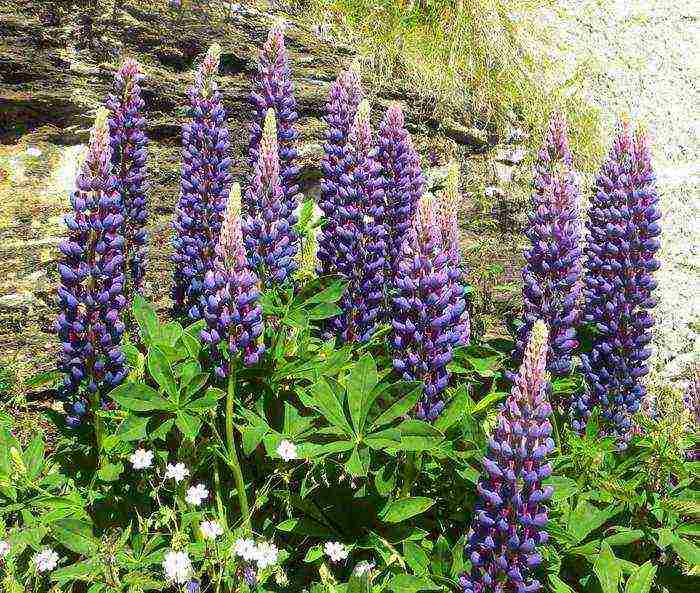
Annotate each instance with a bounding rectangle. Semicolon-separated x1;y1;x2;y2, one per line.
90;391;104;460
213;460;226;528
226;370;251;532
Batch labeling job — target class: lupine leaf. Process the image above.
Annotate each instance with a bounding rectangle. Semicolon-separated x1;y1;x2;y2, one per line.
371;387;421;428
594;542;622;593
624;561;657;593
347;354;378;434
383;497;435;523
308;378;352;434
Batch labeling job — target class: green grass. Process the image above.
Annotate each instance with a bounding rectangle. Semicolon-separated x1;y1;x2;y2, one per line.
302;0;603;170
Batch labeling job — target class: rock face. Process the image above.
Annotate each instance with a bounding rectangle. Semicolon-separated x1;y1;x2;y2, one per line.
0;0;507;383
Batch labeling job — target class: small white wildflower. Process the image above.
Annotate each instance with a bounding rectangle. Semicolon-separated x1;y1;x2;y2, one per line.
25;146;42;158
353;560;375;576
254;541;279;569
276;439;298;461
324;541;349;563
162;550;192;584
234;538;258;562
129;448;154;470
0;540;10;558
164;462;190;482
185;483;209;506
34;548;59;573
200;520;224;540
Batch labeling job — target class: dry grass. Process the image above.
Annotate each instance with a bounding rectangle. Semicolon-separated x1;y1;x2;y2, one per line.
300;0;604;170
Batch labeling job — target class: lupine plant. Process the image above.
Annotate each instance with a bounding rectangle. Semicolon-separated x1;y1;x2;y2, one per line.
318;65;364;277
377;103;425;275
172;44;231;319
106;58;148;299
55;108;127;439
391;194;462;420
575;122;661;437
325;99;386;342
515;113;582;378
248;20;300;219
243;109;298;287
438;162;470;347
460;320;553;593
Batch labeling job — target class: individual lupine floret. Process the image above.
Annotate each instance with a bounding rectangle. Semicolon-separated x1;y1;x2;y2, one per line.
391;195;459;420
515;113;582;378
574;122;661;436
200;184;264;377
248;20;300;218
318;65;364;277
376;103;425;275
172;44;231;319
55;108;127;406
244;109;298;286
106;58;148;298
326;100;386;342
437;162;470;347
684;364;700;427
460;321;554;593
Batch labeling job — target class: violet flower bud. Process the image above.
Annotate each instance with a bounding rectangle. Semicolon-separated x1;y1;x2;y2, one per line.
55;109;127;414
461;321;553;593
106;58;149;299
575;121;661;439
515;113;582;380
172;44;231;319
391;195;459;420
318;64;364;278
243;109;298;287
247;20;300;224
201;184;264;375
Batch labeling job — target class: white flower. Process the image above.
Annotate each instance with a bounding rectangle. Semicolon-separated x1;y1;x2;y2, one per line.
34;548;59;573
353;560;375;576
129;448;154;470
276;439;298;461
0;540;10;558
162;550;192;584
234;538;258;562
185;483;209;506
254;541;279;569
200;520;224;540
164;462;190;482
324;541;349;563
25;146;42;158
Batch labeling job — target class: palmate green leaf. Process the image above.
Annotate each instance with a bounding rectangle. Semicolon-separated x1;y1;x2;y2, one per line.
403;541;430;574
307;378;352;434
303;545;324;562
97;462;123;482
603;529;645;547
110;382;175;412
434;385;472;432
347;572;371;593
346;446;370;477
567;501;622;545
387;574;441;592
180;372;209;402
594;542;622;593
50;558;100;583
471;391;507;415
371;387;421;429
275;517;335;537
670;534;700;566
116;415;149;442
393;420;444;452
375;463;397;497
303;280;346;305
307;302;342;320
132;294;159;343
347;353;379;434
543;476;579;502
148;347;178;399
185;386;224;412
23;433;44;481
382;497;435;523
549;575;577;593
175;411;202;441
51;519;98;556
624;561;657;593
242;426;268;455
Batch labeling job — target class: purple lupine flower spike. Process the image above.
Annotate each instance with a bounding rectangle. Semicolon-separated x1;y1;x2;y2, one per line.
201;184;265;377
575;121;661;438
391;195;457;420
248;20;300;220
106;58;148;299
244;109;298;286
318;65;364;277
326;99;386;342
461;320;554;593
56;108;127;417
438;163;470;347
516;113;582;379
172;44;231;319
377;103;425;275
